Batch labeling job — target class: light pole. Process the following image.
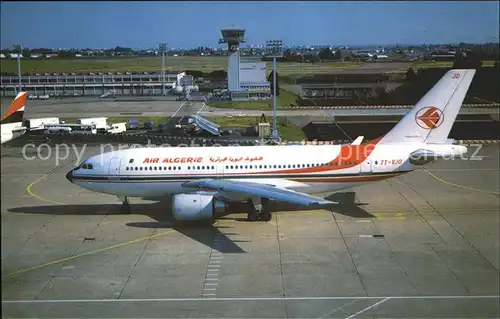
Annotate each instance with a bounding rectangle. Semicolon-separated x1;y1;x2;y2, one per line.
265;40;283;141
14;44;22;93
159;43;167;96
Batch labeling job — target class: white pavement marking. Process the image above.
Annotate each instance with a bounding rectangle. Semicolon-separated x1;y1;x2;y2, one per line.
318;299;359;319
3;296;498;303
344;298;390;319
171;102;187;118
196;103;206;114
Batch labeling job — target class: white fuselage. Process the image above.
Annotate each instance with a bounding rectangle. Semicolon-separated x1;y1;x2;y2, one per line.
1;122;26;144
68;142;467;200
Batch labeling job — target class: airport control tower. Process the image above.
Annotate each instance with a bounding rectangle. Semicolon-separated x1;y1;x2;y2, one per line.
219;27;246;92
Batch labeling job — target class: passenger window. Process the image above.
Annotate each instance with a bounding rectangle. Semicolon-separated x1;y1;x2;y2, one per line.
140;167;143;170
259;165;262;169
135;167;138;170
154;167;157;170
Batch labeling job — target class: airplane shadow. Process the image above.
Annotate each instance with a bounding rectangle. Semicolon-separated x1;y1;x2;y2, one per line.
8;192;372;253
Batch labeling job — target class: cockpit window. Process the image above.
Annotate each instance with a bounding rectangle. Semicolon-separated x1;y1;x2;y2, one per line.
80;163;93;169
129;159;134;164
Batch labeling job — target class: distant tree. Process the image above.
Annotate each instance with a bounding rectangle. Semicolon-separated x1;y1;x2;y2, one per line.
21;49;31;58
114;46;133;53
333;49;343;61
304;54;320;63
268;70;280;96
206;70;227;79
31;48;54;54
318;48;334;61
453;50;482;69
57;51;75;58
185;70;203;78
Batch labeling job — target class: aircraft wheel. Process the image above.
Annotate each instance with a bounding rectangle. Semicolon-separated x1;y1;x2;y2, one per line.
259;211;272;221
247;211;259;221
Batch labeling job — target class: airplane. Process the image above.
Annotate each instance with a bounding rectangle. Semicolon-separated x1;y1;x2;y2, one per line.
1;91;29;144
66;69;475;222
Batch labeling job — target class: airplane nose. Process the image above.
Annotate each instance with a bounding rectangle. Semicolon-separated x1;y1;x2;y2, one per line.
66;170;73;183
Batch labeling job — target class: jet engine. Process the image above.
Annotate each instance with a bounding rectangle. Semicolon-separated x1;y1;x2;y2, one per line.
172;193;226;221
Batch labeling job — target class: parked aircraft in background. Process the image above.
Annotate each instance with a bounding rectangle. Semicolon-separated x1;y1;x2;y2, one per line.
1;92;29;144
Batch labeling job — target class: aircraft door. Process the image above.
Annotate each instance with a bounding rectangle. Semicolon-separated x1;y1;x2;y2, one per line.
359;155;372;174
109;158;122;176
215;163;224;179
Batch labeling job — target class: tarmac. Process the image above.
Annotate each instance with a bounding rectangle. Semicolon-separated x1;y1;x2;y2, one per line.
1;143;499;318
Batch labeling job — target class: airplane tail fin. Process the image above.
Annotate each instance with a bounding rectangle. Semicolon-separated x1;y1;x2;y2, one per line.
378;69;476;145
1;91;28;124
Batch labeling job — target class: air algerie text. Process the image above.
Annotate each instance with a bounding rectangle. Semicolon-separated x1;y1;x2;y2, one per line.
143;157;203;164
142;156;264;164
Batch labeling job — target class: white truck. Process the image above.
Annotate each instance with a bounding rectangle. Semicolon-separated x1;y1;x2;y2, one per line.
24;117;60;130
106;122;127;134
77;117;108;130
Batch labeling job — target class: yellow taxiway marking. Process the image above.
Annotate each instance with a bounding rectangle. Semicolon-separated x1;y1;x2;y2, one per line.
373;212;406;220
25;160;76;205
3;229;177;279
26;178;65;205
8;160;181;279
422;168;500;196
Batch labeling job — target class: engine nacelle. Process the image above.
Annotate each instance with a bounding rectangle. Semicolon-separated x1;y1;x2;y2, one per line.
172;193;226;221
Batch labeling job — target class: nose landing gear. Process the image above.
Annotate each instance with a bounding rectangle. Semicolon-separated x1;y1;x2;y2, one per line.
118;196;130;214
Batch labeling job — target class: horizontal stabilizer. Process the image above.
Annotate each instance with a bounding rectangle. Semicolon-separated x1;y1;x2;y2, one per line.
351;136;364;145
409;144;467;165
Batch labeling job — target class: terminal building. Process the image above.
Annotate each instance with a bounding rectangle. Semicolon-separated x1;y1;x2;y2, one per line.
219;28;271;101
0;72;195;98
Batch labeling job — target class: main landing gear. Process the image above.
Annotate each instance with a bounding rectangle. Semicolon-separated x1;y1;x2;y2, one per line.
118;196;131;214
247;197;272;221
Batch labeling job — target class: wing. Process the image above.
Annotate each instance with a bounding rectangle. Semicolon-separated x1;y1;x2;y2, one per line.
181;179;336;207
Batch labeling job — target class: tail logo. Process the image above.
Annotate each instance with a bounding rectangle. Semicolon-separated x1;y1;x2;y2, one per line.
415;106;444;129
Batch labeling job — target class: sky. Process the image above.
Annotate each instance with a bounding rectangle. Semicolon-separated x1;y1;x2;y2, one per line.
1;1;499;49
